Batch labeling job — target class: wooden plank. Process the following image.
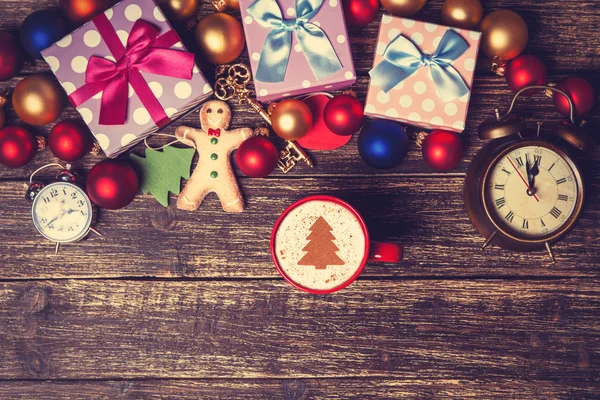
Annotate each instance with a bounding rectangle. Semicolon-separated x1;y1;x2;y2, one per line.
1;0;599;75
1;279;599;380
1;378;598;399
1;177;599;280
0;75;598;181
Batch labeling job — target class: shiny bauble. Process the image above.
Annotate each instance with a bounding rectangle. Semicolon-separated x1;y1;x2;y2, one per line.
380;0;427;17
12;75;64;126
20;10;71;59
271;99;313;141
358;119;409;169
0;31;25;81
323;94;364;136
0;126;37;168
421;130;463;172
49;120;90;161
343;0;379;27
480;10;528;61
298;94;353;150
195;13;245;65
86;159;139;209
223;0;240;11
504;55;547;95
59;0;113;25
157;0;198;23
554;77;595;118
441;0;483;30
236;136;278;178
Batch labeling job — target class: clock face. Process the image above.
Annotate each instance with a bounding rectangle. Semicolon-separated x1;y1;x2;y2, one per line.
484;144;580;240
31;182;93;243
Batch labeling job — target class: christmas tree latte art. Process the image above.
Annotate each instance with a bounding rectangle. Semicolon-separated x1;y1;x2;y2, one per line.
274;200;366;291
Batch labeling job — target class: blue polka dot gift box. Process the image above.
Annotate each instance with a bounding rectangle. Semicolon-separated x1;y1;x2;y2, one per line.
364;15;481;133
239;0;356;103
41;0;213;158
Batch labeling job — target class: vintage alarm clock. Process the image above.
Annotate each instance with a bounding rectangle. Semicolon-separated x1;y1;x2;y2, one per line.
26;163;101;254
465;85;592;262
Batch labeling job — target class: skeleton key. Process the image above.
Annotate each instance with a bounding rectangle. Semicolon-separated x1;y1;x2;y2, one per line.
214;63;314;173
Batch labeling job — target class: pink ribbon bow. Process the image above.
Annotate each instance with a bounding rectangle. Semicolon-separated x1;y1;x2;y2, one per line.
208;128;221;137
70;15;195;126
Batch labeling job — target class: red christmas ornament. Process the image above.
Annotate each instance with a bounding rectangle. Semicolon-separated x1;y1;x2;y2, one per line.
504;54;547;95
553;77;595;118
323;94;365;136
343;0;379;27
86;159;139;209
0;31;25;82
421;130;463;172
298;94;352;150
0;126;37;168
236;136;278;178
49;120;90;162
59;0;114;25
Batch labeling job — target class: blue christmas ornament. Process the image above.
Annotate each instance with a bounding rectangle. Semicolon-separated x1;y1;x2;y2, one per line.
20;10;70;60
358;119;409;169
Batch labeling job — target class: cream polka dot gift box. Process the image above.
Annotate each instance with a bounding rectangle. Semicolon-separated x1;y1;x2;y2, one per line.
365;15;481;133
239;0;356;102
41;0;213;158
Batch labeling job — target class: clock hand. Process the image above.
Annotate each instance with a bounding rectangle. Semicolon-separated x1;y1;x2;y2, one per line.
44;209;76;228
525;154;533;187
507;157;539;202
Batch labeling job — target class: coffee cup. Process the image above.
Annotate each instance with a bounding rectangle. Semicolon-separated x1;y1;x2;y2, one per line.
270;195;402;294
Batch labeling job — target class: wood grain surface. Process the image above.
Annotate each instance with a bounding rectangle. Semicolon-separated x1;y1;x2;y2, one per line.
0;0;599;398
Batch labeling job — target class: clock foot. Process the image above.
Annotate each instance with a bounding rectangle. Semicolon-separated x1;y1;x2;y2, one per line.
54;242;60;255
545;242;556;264
481;230;498;250
90;227;103;237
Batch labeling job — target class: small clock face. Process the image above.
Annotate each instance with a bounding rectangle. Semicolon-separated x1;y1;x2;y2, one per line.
32;182;93;243
484;144;581;240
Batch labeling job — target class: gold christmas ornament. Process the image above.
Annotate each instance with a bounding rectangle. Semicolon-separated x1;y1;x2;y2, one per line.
271;99;313;141
195;13;245;65
480;10;529;61
156;0;198;22
12;75;64;126
380;0;427;17
441;0;483;30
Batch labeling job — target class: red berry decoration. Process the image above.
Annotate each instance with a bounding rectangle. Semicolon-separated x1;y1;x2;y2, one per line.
343;0;379;27
421;130;463;172
86;159;139;209
505;55;547;95
0;126;37;168
323;94;365;136
49;120;90;162
554;77;595;118
0;31;25;81
236;136;278;178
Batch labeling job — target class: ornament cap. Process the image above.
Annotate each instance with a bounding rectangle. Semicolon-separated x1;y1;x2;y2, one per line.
0;89;8;107
478;113;525;140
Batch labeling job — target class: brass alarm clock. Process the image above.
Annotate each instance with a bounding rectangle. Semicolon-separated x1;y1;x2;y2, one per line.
465;85;592;262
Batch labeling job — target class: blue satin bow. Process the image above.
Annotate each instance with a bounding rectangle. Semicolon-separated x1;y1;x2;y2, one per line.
369;29;470;102
247;0;342;83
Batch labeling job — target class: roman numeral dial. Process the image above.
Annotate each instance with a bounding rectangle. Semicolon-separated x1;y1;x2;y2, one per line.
485;145;579;239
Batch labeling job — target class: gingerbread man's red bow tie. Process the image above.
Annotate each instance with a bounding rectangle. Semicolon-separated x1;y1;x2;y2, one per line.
208;128;221;137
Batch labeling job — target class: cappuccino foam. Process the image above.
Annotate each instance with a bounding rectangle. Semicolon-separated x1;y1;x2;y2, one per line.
274;200;366;291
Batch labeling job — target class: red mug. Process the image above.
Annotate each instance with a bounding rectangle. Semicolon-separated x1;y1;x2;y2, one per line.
270;195;403;294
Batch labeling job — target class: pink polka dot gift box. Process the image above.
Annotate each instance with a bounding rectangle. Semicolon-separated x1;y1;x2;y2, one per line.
365;15;481;133
41;0;213;158
239;0;356;102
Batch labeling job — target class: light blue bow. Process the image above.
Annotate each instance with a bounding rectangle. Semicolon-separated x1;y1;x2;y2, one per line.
247;0;342;83
369;29;470;102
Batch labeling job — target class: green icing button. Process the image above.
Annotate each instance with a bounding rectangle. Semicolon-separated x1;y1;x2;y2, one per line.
210;153;218;160
210;171;218;178
210;138;218;145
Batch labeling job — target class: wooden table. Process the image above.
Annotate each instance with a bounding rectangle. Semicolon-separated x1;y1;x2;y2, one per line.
1;0;599;398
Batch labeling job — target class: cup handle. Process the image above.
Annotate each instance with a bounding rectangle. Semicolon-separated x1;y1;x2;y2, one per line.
368;241;403;263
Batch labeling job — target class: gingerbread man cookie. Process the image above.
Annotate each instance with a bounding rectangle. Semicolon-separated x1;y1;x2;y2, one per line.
175;100;255;212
